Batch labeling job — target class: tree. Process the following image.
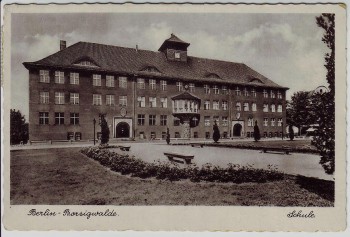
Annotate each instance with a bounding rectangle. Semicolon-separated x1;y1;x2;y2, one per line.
100;115;110;145
10;109;29;145
166;127;170;145
313;14;335;174
286;91;313;135
212;120;220;143
253;120;261;142
288;124;294;141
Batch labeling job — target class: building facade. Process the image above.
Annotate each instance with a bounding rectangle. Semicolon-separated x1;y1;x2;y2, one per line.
24;34;288;141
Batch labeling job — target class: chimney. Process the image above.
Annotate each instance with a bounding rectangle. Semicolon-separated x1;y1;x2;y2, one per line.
60;40;66;50
135;44;138;52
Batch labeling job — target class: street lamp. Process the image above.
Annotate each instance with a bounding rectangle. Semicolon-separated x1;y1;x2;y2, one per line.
281;121;284;140
93;118;96;145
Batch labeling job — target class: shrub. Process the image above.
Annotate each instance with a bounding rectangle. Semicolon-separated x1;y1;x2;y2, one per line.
80;147;285;184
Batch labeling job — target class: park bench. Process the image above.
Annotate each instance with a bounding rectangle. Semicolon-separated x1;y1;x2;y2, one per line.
118;145;131;151
29;140;48;145
170;138;190;145
262;146;292;155
164;152;194;164
190;143;204;148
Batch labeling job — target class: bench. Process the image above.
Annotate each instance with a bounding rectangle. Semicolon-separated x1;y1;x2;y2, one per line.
29;140;48;145
164;152;194;164
119;145;131;151
190;143;204;148
51;140;73;144
262;146;292;155
170;138;190;145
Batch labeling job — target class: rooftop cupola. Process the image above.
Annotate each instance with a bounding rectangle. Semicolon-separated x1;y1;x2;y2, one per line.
158;33;190;62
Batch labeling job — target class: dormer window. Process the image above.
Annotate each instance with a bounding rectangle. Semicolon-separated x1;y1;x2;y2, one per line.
140;66;161;73
73;57;99;67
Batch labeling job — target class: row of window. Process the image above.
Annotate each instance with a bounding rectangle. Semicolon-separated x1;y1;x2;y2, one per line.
39;70;284;99
40;91;283;112
39;112;79;125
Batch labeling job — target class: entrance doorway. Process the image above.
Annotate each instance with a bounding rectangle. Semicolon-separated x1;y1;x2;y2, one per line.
233;123;242;136
116;122;130;138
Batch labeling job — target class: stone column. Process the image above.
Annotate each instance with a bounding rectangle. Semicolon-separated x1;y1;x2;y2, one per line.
181;118;191;138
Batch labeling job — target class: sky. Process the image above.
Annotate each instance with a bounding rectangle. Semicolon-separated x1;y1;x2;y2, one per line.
11;13;329;118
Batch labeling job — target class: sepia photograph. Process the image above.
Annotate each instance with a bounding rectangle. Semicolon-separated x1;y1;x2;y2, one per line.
2;3;347;232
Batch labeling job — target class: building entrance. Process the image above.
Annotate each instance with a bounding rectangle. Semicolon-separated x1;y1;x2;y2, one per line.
116;122;130;138
233;123;242;136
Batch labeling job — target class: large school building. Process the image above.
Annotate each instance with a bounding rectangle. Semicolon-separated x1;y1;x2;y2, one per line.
23;34;288;141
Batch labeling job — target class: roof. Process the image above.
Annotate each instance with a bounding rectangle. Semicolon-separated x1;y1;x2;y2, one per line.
172;91;201;101
23;41;288;89
158;33;190;51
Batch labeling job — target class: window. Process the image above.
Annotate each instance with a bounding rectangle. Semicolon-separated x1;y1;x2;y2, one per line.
175;132;180;138
39;112;49;125
204;84;210;94
213;116;219;124
93;94;102;105
106;75;115;87
213;85;219;94
70;113;79;125
270;90;276;98
263;89;268;98
277;105;283;112
75;132;82;140
251;88;257;97
160;115;167;126
149;97;157;108
192;117;199;127
137;114;145;126
160;97;167;108
160;80;167;91
175;52;180;59
243;102;249;111
137;78;145;89
174;117;180;126
67;132;74;140
119;96;127;106
76;61;97;67
213;101;219;110
149;79;156;90
162;132;167;139
235;87;241;96
244;88;249;96
204;116;211;126
222;101;228;110
139;132;145;139
205;132;210;139
118;76;127;88
70;72;79;85
222;86;228;95
176;82;183;92
137;96;145;107
55;71;64;84
222;116;228;126
236;102;241;111
55;92;65;104
263;132;267;138
278;118;283;126
252;103;257;112
248;118;253;127
70;93;79;105
271;118;276;127
277;91;283;99
40;92;49;104
194;132;198;138
263;118;268;127
149;115;156;126
150;132;156;139
189;83;195;92
271;104;276;112
263;104;269;112
93;74;101;86
55;112;64;125
39;70;50;83
204;100;210;110
106;95;115;106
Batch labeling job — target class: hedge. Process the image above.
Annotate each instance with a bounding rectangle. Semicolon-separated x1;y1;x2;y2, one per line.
81;147;284;183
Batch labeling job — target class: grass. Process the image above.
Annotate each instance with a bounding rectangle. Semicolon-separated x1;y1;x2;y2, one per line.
10;147;333;206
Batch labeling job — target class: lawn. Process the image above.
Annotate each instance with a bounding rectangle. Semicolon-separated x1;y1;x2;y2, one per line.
10;147;333;206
